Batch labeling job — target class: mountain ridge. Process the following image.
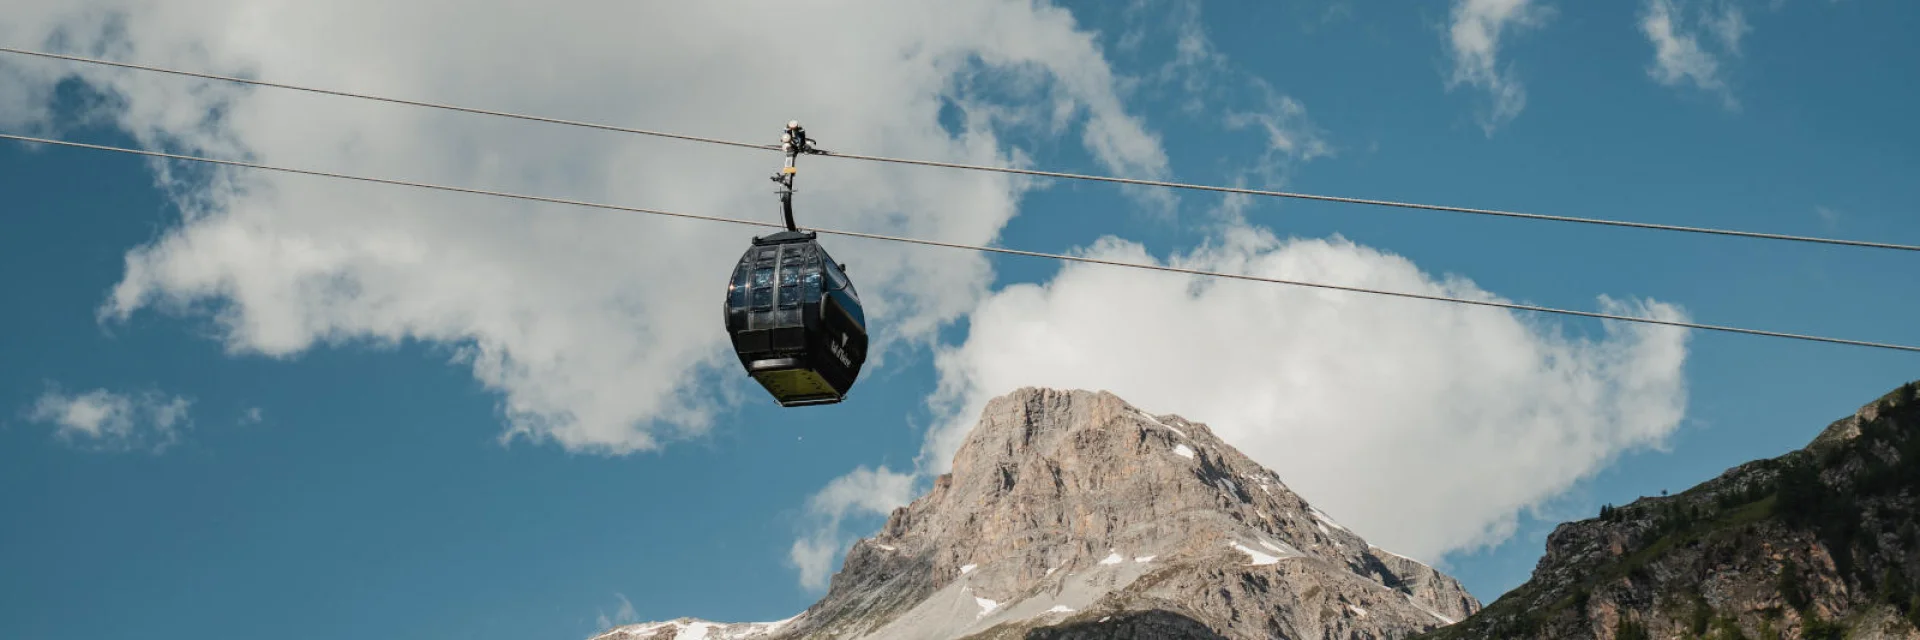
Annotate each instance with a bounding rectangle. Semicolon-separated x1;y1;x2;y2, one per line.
1416;379;1920;640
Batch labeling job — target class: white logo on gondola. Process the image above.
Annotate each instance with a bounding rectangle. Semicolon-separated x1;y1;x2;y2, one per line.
828;332;853;367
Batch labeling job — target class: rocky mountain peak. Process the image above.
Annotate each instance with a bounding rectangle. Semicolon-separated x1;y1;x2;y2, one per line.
598;387;1481;640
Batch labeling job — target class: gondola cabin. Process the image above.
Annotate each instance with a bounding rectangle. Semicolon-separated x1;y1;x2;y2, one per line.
724;230;868;406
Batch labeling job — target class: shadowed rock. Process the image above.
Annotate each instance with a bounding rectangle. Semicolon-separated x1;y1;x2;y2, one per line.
1019;610;1229;640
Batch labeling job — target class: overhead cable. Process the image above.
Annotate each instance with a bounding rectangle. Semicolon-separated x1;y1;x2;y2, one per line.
4;45;1915;254
5;132;1916;355
0;46;774;153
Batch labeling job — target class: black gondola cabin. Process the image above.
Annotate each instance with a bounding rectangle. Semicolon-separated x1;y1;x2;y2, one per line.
724;230;868;407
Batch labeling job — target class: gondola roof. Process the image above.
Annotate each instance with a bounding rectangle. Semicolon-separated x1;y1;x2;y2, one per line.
752;229;818;245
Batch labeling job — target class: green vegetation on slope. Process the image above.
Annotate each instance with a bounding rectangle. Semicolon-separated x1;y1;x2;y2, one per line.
1415;380;1920;640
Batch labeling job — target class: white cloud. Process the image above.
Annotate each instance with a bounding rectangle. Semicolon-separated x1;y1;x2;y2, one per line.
1706;3;1751;54
1131;0;1275;123
787;535;842;595
1150;0;1230;110
1640;0;1745;109
239;406;263;425
1444;0;1551;136
1223;90;1330;165
1118;0;1328;222
1218;81;1333;222
1815;206;1840;228
922;224;1690;563
0;0;1169;455
26;386;193;452
595;593;638;631
788;465;917;591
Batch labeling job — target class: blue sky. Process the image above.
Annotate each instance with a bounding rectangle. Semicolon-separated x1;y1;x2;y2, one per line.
3;2;1918;640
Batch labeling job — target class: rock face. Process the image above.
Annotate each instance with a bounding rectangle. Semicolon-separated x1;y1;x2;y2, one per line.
594;387;1480;640
1417;379;1920;640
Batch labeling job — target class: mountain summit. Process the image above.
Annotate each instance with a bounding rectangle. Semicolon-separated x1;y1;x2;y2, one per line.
594;387;1480;640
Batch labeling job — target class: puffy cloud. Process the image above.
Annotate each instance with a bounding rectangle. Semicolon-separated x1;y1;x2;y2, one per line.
923;224;1691;563
26;386;193;452
1444;0;1551;135
788;465;916;591
595;593;638;631
0;0;1168;454
1640;0;1746;109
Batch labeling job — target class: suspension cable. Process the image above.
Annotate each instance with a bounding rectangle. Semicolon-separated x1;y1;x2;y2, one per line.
4;45;1915;254
0;47;774;153
5;132;1915;354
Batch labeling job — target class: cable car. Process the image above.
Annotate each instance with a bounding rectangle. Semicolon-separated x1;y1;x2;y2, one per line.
724;121;869;407
724;231;867;406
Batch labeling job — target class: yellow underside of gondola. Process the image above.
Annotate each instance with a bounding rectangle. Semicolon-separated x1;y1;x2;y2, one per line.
752;367;837;402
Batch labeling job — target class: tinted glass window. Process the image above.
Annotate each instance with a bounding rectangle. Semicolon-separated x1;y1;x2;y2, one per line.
751;267;774;310
728;282;747;310
803;269;822;301
729;263;749;309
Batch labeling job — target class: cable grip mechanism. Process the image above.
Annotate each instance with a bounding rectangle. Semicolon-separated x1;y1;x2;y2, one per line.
771;120;826;231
